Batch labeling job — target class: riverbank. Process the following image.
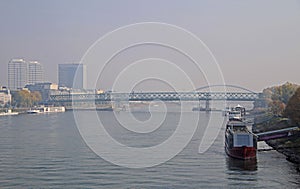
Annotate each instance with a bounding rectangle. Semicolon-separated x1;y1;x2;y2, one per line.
267;136;300;164
252;110;300;164
0;107;28;114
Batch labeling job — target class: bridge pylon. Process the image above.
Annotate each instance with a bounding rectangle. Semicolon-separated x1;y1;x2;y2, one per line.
205;99;210;111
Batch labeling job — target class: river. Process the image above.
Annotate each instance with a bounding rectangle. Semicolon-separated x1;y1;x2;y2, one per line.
0;110;299;188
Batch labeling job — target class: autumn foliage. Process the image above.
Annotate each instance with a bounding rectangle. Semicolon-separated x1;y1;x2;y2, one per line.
256;82;299;116
12;90;42;107
284;87;300;125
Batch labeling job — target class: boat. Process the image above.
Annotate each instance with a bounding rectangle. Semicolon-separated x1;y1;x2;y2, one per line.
27;106;65;114
192;107;208;111
234;104;246;116
0;109;19;116
43;106;65;113
225;120;257;160
227;104;246;121
228;110;243;121
27;109;41;114
96;107;113;111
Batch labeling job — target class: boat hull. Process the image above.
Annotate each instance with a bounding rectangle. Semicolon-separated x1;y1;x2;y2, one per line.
0;112;19;116
27;110;40;114
225;146;256;160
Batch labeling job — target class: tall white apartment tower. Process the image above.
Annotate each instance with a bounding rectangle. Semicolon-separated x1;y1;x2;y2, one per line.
8;59;28;90
28;61;44;85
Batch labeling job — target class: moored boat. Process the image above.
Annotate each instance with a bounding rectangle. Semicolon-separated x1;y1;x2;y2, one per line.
43;106;65;113
0;109;19;116
234;104;246;116
27;109;41;114
225;120;257;160
27;106;65;114
227;104;247;121
228;110;242;121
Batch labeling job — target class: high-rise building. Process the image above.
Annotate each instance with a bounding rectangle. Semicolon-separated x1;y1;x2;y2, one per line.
8;59;28;90
8;59;45;90
28;61;44;85
58;64;86;89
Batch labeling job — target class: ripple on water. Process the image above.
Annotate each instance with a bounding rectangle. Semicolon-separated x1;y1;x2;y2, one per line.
0;111;299;188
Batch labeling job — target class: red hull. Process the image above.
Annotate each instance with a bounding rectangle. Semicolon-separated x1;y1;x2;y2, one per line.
225;146;256;160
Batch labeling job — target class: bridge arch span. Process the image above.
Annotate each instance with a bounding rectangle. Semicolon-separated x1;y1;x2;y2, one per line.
194;84;256;93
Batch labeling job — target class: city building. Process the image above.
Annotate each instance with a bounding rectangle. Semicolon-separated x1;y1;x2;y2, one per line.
28;61;44;85
58;64;86;89
8;59;45;90
25;82;58;102
8;59;28;90
0;86;12;107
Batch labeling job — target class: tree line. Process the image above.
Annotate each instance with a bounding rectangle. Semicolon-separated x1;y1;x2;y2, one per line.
11;90;42;108
256;82;300;126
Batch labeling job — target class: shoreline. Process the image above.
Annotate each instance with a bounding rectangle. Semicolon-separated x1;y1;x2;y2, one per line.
267;140;300;164
251;109;300;165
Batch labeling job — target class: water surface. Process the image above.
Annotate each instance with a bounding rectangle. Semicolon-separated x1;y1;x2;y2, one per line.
0;111;299;188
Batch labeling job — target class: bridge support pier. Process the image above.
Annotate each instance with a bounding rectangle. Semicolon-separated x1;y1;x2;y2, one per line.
205;99;210;111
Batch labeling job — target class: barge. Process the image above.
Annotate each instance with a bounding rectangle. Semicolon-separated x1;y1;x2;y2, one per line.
225;120;257;160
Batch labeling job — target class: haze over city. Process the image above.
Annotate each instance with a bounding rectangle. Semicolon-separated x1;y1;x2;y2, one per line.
1;0;300;91
3;1;300;188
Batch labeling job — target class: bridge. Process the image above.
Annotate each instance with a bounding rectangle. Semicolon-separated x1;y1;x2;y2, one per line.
49;85;263;110
50;91;260;102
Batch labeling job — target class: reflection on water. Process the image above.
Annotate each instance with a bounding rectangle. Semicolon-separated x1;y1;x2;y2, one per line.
226;157;257;171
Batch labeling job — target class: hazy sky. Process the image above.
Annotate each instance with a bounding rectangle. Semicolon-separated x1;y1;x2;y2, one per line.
1;0;300;92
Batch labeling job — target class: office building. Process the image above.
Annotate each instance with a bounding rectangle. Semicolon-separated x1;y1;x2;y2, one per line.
8;59;28;90
28;61;44;85
58;64;86;89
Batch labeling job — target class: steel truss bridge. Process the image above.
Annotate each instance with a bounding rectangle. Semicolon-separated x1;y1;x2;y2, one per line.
49;85;263;104
49;91;261;103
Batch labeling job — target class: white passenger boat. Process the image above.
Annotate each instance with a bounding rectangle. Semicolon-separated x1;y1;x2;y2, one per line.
0;109;19;116
27;109;41;114
27;106;65;114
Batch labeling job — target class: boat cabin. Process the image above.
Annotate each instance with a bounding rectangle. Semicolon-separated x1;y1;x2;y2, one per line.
228;111;242;121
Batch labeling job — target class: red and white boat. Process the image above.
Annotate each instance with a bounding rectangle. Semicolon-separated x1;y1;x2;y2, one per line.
225;120;257;160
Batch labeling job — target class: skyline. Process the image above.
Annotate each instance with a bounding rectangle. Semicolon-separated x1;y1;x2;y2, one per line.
1;1;300;92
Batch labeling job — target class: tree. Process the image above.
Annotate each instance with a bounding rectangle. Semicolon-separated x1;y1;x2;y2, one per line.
30;91;42;106
271;82;299;104
12;90;42;107
270;100;286;116
13;90;30;107
254;82;299;115
284;87;300;125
